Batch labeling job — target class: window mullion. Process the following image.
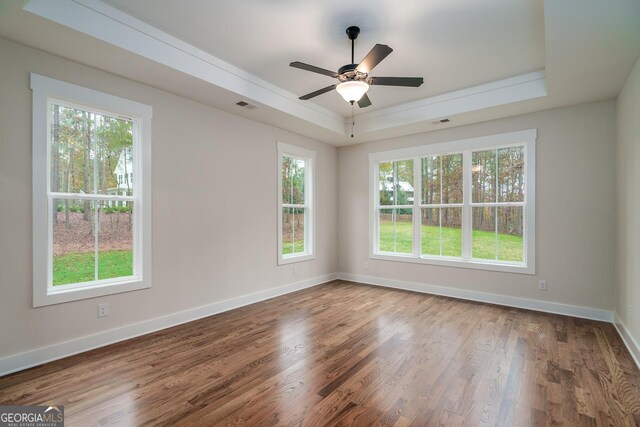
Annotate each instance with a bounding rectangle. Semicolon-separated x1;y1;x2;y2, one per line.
495;149;499;260
413;158;420;257
47;192;135;201
374;163;381;254
305;157;310;254
94;202;99;281
462;151;472;259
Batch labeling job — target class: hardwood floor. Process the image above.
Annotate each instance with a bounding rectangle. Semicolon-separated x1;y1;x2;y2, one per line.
1;280;639;426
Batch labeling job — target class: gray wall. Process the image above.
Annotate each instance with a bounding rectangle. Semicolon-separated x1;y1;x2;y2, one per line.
615;57;640;345
0;35;628;363
0;38;338;358
338;100;616;310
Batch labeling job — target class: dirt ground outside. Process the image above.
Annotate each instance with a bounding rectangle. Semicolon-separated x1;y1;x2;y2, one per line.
53;212;132;256
282;213;305;243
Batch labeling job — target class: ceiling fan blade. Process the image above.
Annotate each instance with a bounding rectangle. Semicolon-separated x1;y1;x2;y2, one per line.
299;84;337;100
357;93;372;108
369;77;424;87
356;44;393;73
290;61;338;78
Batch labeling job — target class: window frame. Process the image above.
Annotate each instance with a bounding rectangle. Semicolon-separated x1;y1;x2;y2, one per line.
31;73;153;307
277;142;315;265
369;129;536;274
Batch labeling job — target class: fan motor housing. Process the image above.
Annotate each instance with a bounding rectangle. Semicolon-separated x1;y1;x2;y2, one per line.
338;64;368;82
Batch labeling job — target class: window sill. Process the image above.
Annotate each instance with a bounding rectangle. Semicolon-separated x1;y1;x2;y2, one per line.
278;253;315;265
34;278;151;307
370;253;534;275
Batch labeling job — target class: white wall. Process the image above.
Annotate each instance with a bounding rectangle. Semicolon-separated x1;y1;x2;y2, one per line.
338;101;616;311
615;57;640;349
0;38;338;360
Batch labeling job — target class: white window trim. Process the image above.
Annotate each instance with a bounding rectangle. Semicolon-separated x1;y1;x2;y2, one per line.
277;142;315;265
31;73;153;307
369;129;536;275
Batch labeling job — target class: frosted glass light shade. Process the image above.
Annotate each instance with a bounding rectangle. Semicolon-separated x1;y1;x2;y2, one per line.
336;81;369;103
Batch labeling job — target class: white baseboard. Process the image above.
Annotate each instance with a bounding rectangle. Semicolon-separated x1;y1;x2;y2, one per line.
0;273;336;377
1;272;624;377
613;313;640;370
336;272;613;322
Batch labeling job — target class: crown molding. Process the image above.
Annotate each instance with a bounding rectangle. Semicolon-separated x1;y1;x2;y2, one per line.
354;71;547;135
23;0;346;135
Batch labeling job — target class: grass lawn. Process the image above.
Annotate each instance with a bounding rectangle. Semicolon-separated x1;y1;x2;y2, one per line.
379;221;523;262
53;250;133;286
282;240;305;256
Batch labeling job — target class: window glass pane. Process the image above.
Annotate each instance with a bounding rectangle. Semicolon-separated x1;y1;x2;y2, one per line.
498;146;525;202
472;149;497;203
293;208;306;254
421;207;440;256
282;207;305;255
97;116;133;195
441;154;463;204
379;209;412;254
379;162;393;206
422;207;462;257
472;206;496;260
421;156;440;205
50;104;95;194
282;156;305;205
52;198;96;286
281;207;293;255
379;208;394;252
97;200;134;280
441;207;463;257
497;206;524;262
50;104;134;196
380;160;413;206
395;160;414;205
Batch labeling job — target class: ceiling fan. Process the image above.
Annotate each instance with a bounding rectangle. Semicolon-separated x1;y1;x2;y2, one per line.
290;26;424;108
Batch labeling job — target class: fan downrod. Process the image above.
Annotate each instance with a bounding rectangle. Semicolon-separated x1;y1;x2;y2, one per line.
346;26;360;64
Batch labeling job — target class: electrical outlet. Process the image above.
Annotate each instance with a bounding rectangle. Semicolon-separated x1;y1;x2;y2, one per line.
538;280;547;291
364;261;369;270
293;265;299;276
98;303;110;318
628;304;633;321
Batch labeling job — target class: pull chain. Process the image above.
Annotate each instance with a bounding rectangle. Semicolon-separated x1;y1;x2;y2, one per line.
350;101;355;138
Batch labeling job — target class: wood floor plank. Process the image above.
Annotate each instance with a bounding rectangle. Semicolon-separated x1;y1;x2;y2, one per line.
1;280;639;426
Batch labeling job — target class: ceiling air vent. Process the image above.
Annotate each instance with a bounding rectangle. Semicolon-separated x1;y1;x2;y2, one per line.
235;101;257;109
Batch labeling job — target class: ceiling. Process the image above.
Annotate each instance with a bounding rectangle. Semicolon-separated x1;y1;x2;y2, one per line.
100;0;545;115
0;0;638;146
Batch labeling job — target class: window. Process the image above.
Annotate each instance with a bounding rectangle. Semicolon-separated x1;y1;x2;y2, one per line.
277;142;315;264
378;160;414;255
370;130;535;274
31;74;152;306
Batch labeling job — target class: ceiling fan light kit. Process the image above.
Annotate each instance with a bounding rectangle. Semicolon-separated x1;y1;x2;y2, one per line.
336;80;369;103
290;26;424;108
